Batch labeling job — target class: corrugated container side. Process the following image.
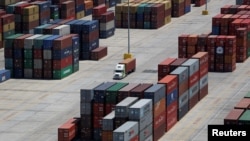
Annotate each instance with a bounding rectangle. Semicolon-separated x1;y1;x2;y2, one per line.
115;97;139;118
129;99;153;119
113;121;139;141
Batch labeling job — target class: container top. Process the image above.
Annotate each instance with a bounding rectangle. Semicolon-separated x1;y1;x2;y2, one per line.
244;92;250;98
144;83;165;93
234;98;250;109
239;110;250;121
103;110;115;119
158;58;176;65
107;82;129;92
44;35;62;41
170;58;188;66
131;83;153;93
81;82;104;91
53;24;70;29
116;97;139;107
129;99;152;109
25;34;43;40
118;83;140;92
94;82;116;91
5;33;23;39
0;69;9;74
113;121;138;132
224;108;244;120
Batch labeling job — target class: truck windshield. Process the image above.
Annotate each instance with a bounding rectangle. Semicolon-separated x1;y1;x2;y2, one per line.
115;70;123;73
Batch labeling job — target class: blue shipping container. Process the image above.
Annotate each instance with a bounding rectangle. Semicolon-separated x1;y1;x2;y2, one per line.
0;69;11;83
82;39;99;52
43;35;62;49
82;20;99;34
53;46;72;59
167;89;178;106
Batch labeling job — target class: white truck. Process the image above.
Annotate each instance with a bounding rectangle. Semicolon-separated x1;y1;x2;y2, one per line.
113;58;136;80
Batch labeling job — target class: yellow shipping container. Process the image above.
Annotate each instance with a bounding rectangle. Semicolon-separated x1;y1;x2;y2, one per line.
164;15;171;24
0;33;2;41
23;13;39;22
3;22;15;32
115;3;127;13
76;11;85;19
158;0;172;9
23;5;39;15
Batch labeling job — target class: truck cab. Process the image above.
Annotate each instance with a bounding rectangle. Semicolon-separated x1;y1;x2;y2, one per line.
113;64;126;80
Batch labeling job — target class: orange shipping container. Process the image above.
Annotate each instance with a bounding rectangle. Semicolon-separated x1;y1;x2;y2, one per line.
158;74;178;94
58;120;76;141
154;98;166;118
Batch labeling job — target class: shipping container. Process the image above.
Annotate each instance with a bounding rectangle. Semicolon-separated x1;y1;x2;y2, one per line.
80;82;105;103
106;82;129;104
102;110;115;131
170;66;189;96
139;123;152;141
115;97;139;118
238;110;250;125
234;98;250;110
113;121;139;141
0;69;11;83
117;83;141;102
144;83;166;104
93;82;117;103
158;58;177;80
129;99;152;120
224;108;244;125
130;83;153;98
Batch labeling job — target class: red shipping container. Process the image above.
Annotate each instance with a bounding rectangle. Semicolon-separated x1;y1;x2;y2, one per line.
158;74;178;94
105;103;115;115
91;46;108;61
158;58;177;81
153;110;166;129
207;35;218;47
93;116;102;128
102;130;113;141
58;122;76;141
82;29;99;42
220;5;232;14
187;34;198;46
178;34;189;46
153;122;165;141
33;49;42;59
33;69;42;79
53;55;72;70
212;14;224;26
234;98;250;110
22;20;39;31
93;103;105;117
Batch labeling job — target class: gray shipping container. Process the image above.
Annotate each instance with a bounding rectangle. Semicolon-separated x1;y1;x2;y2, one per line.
144;135;153;141
170;66;189;84
52;25;71;36
100;20;115;31
129;99;152;120
115;97;139;118
113;121;139;141
102;110;115;131
80;102;92;115
200;74;208;89
131;111;152;131
179;90;189;108
33;59;42;69
43;50;52;60
189;82;199;99
144;84;166;104
94;82;117;103
80;82;104;102
24;68;32;78
24;34;43;49
139;123;152;141
181;58;199;76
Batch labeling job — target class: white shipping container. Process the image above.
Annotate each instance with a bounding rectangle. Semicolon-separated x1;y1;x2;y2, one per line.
113;121;139;141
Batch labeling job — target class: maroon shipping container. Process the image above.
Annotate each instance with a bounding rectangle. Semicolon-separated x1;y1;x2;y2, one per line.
221;5;233;14
22;20;39;31
158;58;177;81
117;83;141;102
43;59;52;70
91;46;107;61
14;3;31;14
166;100;178;132
1;14;14;25
93;103;105;117
170;58;188;72
92;4;107;17
33;68;42;79
43;70;52;79
53;35;73;50
53;55;72;70
33;49;42;59
14;34;33;49
93;116;102;128
130;83;153;98
234;98;250;110
100;11;115;23
153;121;165;141
0;10;6;17
153;109;165;130
43;24;60;34
82;29;99;42
224;108;245;125
102;130;113;141
212;14;224;26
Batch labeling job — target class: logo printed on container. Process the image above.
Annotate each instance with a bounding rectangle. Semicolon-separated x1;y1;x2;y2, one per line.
168;80;177;92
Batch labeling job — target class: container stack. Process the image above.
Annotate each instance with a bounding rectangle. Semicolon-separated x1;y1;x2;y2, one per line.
172;0;185;17
75;0;85;19
21;4;40;33
92;82;117;141
84;0;94;16
128;99;153;141
0;0;20;9
158;75;178;132
191;52;209;101
170;66;189;121
80;83;101;140
144;84;166;141
114;97;139;129
105;83;129;115
1;13;15;44
162;0;172;24
236;27;247;62
151;3;165;29
31;0;51;25
68;34;80;72
60;0;75;20
181;58;200;110
102;111;115;141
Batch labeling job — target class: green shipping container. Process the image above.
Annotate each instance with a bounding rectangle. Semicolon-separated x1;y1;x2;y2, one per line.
106;82;129;104
51;13;59;20
3;30;15;39
53;65;72;79
34;35;52;49
24;59;33;69
238;110;250;125
244;91;250;98
5;34;23;48
73;63;79;73
24;49;32;59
